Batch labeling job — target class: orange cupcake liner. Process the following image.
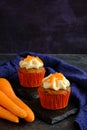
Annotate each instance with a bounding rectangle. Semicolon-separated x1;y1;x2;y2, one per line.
38;89;70;110
18;70;45;88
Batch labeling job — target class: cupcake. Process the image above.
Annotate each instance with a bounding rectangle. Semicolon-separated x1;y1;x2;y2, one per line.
18;55;46;88
38;72;70;110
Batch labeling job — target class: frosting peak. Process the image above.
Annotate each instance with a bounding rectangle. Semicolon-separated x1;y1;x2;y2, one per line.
42;73;70;91
19;55;44;69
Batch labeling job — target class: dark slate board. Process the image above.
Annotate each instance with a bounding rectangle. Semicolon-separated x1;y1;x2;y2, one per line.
12;82;39;100
28;98;78;124
12;82;78;124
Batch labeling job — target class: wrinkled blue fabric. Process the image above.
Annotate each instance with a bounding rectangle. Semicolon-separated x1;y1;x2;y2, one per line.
0;51;87;130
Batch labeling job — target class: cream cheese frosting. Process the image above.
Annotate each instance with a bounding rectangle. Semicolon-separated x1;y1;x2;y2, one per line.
42;73;70;91
19;55;44;69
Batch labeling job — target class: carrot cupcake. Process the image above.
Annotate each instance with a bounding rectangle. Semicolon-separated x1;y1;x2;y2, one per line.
18;55;46;88
38;72;70;110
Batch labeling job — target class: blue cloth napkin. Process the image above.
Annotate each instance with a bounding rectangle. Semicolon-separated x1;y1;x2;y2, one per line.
0;51;87;130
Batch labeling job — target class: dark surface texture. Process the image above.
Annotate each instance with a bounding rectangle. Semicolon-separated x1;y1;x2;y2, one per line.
0;0;87;53
11;81;78;125
0;53;86;130
27;98;78;125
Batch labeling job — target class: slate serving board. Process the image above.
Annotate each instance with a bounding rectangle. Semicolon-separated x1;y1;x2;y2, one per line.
12;82;39;100
28;98;78;124
13;83;78;124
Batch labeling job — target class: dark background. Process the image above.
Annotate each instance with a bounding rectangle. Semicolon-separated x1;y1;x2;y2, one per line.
0;0;87;54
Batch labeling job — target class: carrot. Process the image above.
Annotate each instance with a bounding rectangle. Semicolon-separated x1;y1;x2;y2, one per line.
0;78;35;122
0;78;16;98
0;90;27;118
9;96;35;122
0;106;19;123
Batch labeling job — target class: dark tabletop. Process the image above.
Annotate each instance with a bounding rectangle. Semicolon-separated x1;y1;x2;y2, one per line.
0;53;86;130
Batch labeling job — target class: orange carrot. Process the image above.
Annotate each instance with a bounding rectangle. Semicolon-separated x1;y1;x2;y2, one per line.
10;96;35;122
0;78;16;98
0;78;35;122
0;106;19;123
0;90;27;118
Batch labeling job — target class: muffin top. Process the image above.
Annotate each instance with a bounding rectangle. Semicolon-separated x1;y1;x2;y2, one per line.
19;55;44;69
42;72;70;91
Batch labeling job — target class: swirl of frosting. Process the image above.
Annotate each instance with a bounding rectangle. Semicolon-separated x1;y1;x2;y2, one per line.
19;55;44;69
42;73;70;91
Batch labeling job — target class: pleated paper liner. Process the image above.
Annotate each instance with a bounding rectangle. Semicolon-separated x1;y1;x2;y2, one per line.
18;67;45;88
38;87;70;110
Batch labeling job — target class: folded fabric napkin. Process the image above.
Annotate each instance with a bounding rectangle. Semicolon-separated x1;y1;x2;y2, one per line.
0;51;87;130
